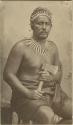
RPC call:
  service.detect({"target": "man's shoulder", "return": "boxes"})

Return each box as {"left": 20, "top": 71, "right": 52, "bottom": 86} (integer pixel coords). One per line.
{"left": 13, "top": 37, "right": 32, "bottom": 48}
{"left": 47, "top": 40, "right": 57, "bottom": 48}
{"left": 47, "top": 40, "right": 58, "bottom": 52}
{"left": 15, "top": 37, "right": 32, "bottom": 47}
{"left": 11, "top": 38, "right": 32, "bottom": 53}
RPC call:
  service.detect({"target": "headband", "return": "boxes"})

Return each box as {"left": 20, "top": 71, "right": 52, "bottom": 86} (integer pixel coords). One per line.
{"left": 30, "top": 7, "right": 52, "bottom": 22}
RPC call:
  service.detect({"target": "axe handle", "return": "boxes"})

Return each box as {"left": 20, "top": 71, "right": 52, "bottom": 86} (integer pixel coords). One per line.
{"left": 37, "top": 81, "right": 43, "bottom": 91}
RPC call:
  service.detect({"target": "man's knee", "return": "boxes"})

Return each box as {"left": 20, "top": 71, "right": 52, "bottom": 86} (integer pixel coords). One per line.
{"left": 52, "top": 91, "right": 72, "bottom": 119}
{"left": 32, "top": 106, "right": 55, "bottom": 124}
{"left": 62, "top": 97, "right": 72, "bottom": 119}
{"left": 56, "top": 96, "right": 72, "bottom": 119}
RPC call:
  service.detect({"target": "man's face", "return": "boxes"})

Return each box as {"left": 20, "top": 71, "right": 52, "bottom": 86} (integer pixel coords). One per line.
{"left": 31, "top": 15, "right": 52, "bottom": 39}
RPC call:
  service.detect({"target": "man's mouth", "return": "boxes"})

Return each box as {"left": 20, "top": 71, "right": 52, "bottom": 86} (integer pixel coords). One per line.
{"left": 40, "top": 32, "right": 48, "bottom": 35}
{"left": 41, "top": 31, "right": 47, "bottom": 34}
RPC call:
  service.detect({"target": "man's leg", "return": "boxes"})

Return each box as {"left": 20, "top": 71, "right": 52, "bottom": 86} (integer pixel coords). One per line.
{"left": 52, "top": 90, "right": 72, "bottom": 123}
{"left": 32, "top": 106, "right": 56, "bottom": 124}
{"left": 57, "top": 119, "right": 72, "bottom": 124}
{"left": 60, "top": 96, "right": 72, "bottom": 119}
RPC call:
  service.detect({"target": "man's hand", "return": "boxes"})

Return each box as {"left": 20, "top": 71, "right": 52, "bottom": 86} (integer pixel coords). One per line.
{"left": 39, "top": 70, "right": 54, "bottom": 82}
{"left": 26, "top": 89, "right": 44, "bottom": 100}
{"left": 39, "top": 70, "right": 60, "bottom": 85}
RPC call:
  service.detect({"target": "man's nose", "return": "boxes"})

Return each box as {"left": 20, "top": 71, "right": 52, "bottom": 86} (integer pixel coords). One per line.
{"left": 42, "top": 23, "right": 46, "bottom": 29}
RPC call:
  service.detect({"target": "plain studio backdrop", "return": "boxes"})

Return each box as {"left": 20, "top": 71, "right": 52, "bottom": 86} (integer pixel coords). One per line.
{"left": 0, "top": 1, "right": 72, "bottom": 105}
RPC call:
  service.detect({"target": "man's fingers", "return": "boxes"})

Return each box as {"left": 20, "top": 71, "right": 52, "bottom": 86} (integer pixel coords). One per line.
{"left": 39, "top": 71, "right": 49, "bottom": 74}
{"left": 35, "top": 90, "right": 43, "bottom": 96}
{"left": 39, "top": 76, "right": 52, "bottom": 82}
{"left": 35, "top": 90, "right": 42, "bottom": 95}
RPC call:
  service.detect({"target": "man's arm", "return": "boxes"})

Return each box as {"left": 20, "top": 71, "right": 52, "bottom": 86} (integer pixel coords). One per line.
{"left": 3, "top": 42, "right": 30, "bottom": 96}
{"left": 3, "top": 42, "right": 43, "bottom": 99}
{"left": 53, "top": 45, "right": 62, "bottom": 84}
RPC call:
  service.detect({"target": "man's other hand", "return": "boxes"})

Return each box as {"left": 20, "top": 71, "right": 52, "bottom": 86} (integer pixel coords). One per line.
{"left": 26, "top": 89, "right": 44, "bottom": 100}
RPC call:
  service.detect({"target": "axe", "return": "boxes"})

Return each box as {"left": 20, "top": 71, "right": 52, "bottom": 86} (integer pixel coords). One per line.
{"left": 37, "top": 64, "right": 58, "bottom": 91}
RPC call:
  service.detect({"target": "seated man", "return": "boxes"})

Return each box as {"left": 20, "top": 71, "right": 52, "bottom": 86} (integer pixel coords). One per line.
{"left": 3, "top": 7, "right": 72, "bottom": 124}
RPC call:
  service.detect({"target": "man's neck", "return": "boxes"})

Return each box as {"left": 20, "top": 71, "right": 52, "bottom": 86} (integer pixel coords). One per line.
{"left": 33, "top": 35, "right": 48, "bottom": 48}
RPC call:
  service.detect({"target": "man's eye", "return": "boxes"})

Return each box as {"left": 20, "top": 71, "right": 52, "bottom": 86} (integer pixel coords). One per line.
{"left": 46, "top": 22, "right": 50, "bottom": 25}
{"left": 37, "top": 22, "right": 43, "bottom": 25}
{"left": 36, "top": 22, "right": 51, "bottom": 25}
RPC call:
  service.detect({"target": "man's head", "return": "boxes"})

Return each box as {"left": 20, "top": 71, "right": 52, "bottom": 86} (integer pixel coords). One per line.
{"left": 30, "top": 7, "right": 52, "bottom": 40}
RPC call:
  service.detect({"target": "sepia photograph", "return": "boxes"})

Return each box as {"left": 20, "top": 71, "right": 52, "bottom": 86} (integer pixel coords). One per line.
{"left": 0, "top": 1, "right": 72, "bottom": 124}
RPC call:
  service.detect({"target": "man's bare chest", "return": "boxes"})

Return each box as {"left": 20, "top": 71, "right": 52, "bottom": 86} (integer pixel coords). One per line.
{"left": 22, "top": 44, "right": 54, "bottom": 69}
